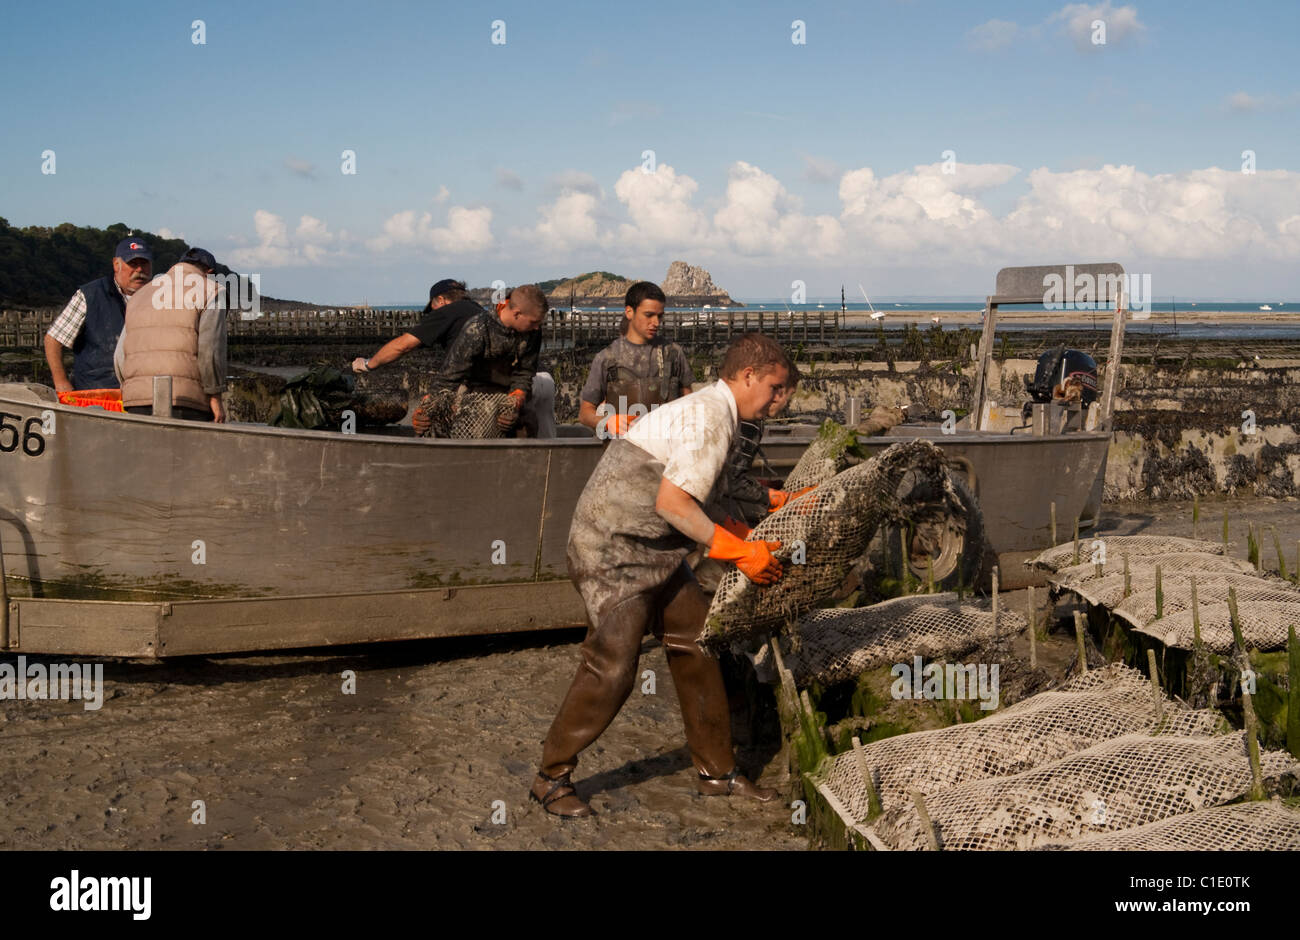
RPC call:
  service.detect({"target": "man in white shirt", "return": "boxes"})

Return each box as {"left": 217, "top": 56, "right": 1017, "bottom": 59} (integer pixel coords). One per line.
{"left": 531, "top": 333, "right": 795, "bottom": 818}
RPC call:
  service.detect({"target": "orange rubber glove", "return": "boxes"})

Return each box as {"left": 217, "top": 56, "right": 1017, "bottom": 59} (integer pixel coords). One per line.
{"left": 767, "top": 486, "right": 816, "bottom": 513}
{"left": 497, "top": 388, "right": 527, "bottom": 429}
{"left": 719, "top": 516, "right": 752, "bottom": 539}
{"left": 598, "top": 412, "right": 635, "bottom": 439}
{"left": 707, "top": 525, "right": 782, "bottom": 585}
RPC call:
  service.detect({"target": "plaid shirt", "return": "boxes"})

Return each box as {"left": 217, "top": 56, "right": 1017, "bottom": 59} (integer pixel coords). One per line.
{"left": 46, "top": 281, "right": 130, "bottom": 347}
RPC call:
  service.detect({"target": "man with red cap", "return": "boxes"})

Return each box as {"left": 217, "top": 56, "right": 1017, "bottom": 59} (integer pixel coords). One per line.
{"left": 45, "top": 236, "right": 153, "bottom": 392}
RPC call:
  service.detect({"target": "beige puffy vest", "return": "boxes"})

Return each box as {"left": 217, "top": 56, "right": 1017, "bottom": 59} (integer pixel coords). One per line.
{"left": 121, "top": 262, "right": 219, "bottom": 411}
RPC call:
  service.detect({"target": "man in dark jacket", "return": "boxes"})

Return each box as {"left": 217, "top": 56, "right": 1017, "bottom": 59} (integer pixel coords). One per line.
{"left": 351, "top": 278, "right": 481, "bottom": 374}
{"left": 45, "top": 236, "right": 153, "bottom": 392}
{"left": 418, "top": 284, "right": 550, "bottom": 437}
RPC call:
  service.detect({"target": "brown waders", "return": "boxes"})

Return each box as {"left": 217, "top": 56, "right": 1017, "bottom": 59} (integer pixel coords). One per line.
{"left": 532, "top": 562, "right": 776, "bottom": 817}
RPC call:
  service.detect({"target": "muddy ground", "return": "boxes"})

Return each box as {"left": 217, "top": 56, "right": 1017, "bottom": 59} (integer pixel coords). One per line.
{"left": 1, "top": 494, "right": 1296, "bottom": 851}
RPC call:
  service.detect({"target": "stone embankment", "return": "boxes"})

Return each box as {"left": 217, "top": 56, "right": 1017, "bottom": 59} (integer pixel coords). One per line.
{"left": 775, "top": 356, "right": 1300, "bottom": 501}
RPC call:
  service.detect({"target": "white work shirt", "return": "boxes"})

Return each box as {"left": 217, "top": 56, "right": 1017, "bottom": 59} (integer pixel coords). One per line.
{"left": 625, "top": 380, "right": 738, "bottom": 502}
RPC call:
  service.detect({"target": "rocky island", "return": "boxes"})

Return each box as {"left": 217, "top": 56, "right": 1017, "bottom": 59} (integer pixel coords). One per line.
{"left": 469, "top": 261, "right": 741, "bottom": 308}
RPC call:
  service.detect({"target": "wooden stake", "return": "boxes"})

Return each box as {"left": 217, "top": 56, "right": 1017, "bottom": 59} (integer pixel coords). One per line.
{"left": 1192, "top": 493, "right": 1200, "bottom": 539}
{"left": 1272, "top": 526, "right": 1288, "bottom": 581}
{"left": 899, "top": 528, "right": 911, "bottom": 592}
{"left": 769, "top": 637, "right": 796, "bottom": 712}
{"left": 1287, "top": 625, "right": 1299, "bottom": 761}
{"left": 1122, "top": 552, "right": 1131, "bottom": 599}
{"left": 1154, "top": 564, "right": 1163, "bottom": 620}
{"left": 910, "top": 790, "right": 941, "bottom": 851}
{"left": 1228, "top": 587, "right": 1264, "bottom": 801}
{"left": 852, "top": 736, "right": 882, "bottom": 820}
{"left": 1241, "top": 683, "right": 1266, "bottom": 802}
{"left": 800, "top": 688, "right": 816, "bottom": 723}
{"left": 1073, "top": 610, "right": 1088, "bottom": 674}
{"left": 1050, "top": 501, "right": 1057, "bottom": 548}
{"left": 1027, "top": 585, "right": 1038, "bottom": 669}
{"left": 1191, "top": 576, "right": 1202, "bottom": 646}
{"left": 991, "top": 565, "right": 1000, "bottom": 634}
{"left": 1146, "top": 648, "right": 1163, "bottom": 722}
{"left": 1072, "top": 517, "right": 1080, "bottom": 566}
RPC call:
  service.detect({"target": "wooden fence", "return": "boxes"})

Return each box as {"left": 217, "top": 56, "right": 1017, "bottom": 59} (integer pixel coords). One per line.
{"left": 2, "top": 306, "right": 843, "bottom": 350}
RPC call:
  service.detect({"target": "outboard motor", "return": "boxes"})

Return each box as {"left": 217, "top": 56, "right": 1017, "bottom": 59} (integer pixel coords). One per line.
{"left": 1022, "top": 347, "right": 1099, "bottom": 421}
{"left": 1024, "top": 347, "right": 1099, "bottom": 404}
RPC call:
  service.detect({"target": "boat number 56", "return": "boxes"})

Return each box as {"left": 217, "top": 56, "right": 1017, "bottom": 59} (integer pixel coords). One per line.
{"left": 0, "top": 412, "right": 47, "bottom": 457}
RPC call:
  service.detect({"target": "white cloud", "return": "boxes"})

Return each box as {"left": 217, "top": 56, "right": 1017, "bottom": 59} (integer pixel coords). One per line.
{"left": 832, "top": 160, "right": 1300, "bottom": 265}
{"left": 801, "top": 153, "right": 841, "bottom": 184}
{"left": 714, "top": 161, "right": 842, "bottom": 256}
{"left": 1227, "top": 91, "right": 1264, "bottom": 113}
{"left": 435, "top": 206, "right": 494, "bottom": 253}
{"left": 284, "top": 157, "right": 317, "bottom": 179}
{"left": 433, "top": 185, "right": 450, "bottom": 204}
{"left": 966, "top": 19, "right": 1019, "bottom": 52}
{"left": 613, "top": 163, "right": 711, "bottom": 251}
{"left": 227, "top": 211, "right": 346, "bottom": 269}
{"left": 369, "top": 206, "right": 494, "bottom": 255}
{"left": 155, "top": 227, "right": 181, "bottom": 240}
{"left": 1050, "top": 2, "right": 1145, "bottom": 51}
{"left": 532, "top": 191, "right": 603, "bottom": 254}
{"left": 546, "top": 170, "right": 602, "bottom": 198}
{"left": 839, "top": 161, "right": 1019, "bottom": 256}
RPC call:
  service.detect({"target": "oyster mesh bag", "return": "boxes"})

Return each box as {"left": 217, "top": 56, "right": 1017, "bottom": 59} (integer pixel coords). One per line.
{"left": 700, "top": 439, "right": 961, "bottom": 651}
{"left": 1048, "top": 553, "right": 1256, "bottom": 595}
{"left": 1110, "top": 573, "right": 1300, "bottom": 628}
{"left": 782, "top": 419, "right": 861, "bottom": 490}
{"left": 1028, "top": 536, "right": 1228, "bottom": 574}
{"left": 866, "top": 731, "right": 1299, "bottom": 851}
{"left": 811, "top": 665, "right": 1224, "bottom": 826}
{"left": 1054, "top": 568, "right": 1298, "bottom": 617}
{"left": 1043, "top": 801, "right": 1300, "bottom": 851}
{"left": 417, "top": 388, "right": 511, "bottom": 439}
{"left": 769, "top": 593, "right": 1025, "bottom": 687}
{"left": 1132, "top": 600, "right": 1300, "bottom": 654}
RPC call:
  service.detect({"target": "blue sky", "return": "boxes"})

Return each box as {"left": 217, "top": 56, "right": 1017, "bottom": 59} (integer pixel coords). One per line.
{"left": 3, "top": 0, "right": 1299, "bottom": 302}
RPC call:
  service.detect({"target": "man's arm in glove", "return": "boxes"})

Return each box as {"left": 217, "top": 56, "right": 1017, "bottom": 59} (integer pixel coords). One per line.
{"left": 655, "top": 478, "right": 782, "bottom": 584}
{"left": 767, "top": 485, "right": 816, "bottom": 513}
{"left": 497, "top": 388, "right": 527, "bottom": 429}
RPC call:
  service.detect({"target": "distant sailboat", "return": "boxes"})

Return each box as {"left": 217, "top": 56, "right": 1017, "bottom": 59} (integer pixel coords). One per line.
{"left": 1260, "top": 305, "right": 1273, "bottom": 311}
{"left": 858, "top": 283, "right": 885, "bottom": 320}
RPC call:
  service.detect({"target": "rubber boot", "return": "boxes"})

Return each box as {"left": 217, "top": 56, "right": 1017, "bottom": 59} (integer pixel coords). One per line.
{"left": 658, "top": 564, "right": 778, "bottom": 803}
{"left": 533, "top": 594, "right": 651, "bottom": 816}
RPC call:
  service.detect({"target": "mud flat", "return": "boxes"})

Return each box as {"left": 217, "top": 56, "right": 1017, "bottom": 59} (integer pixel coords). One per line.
{"left": 1, "top": 493, "right": 1291, "bottom": 852}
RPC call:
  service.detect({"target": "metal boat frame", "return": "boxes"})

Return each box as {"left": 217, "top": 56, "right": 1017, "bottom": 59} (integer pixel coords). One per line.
{"left": 0, "top": 263, "right": 1127, "bottom": 657}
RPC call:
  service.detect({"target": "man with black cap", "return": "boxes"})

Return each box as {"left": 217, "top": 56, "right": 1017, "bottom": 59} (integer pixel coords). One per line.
{"left": 350, "top": 278, "right": 481, "bottom": 376}
{"left": 115, "top": 247, "right": 228, "bottom": 422}
{"left": 45, "top": 235, "right": 154, "bottom": 392}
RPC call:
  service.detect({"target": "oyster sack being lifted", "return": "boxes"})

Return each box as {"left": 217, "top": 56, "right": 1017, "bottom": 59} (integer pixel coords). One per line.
{"left": 699, "top": 438, "right": 962, "bottom": 651}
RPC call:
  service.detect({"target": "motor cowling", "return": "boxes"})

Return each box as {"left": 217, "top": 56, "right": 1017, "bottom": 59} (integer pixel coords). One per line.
{"left": 1024, "top": 347, "right": 1099, "bottom": 407}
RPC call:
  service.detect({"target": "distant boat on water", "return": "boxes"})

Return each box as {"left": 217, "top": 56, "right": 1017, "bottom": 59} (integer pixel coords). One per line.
{"left": 1260, "top": 305, "right": 1274, "bottom": 311}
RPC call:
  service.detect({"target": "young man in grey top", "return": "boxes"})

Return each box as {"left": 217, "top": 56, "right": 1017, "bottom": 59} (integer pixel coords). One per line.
{"left": 578, "top": 281, "right": 693, "bottom": 439}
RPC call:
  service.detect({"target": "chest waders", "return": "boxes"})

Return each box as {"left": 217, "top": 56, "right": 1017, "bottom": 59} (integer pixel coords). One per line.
{"left": 532, "top": 439, "right": 777, "bottom": 815}
{"left": 603, "top": 345, "right": 675, "bottom": 415}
